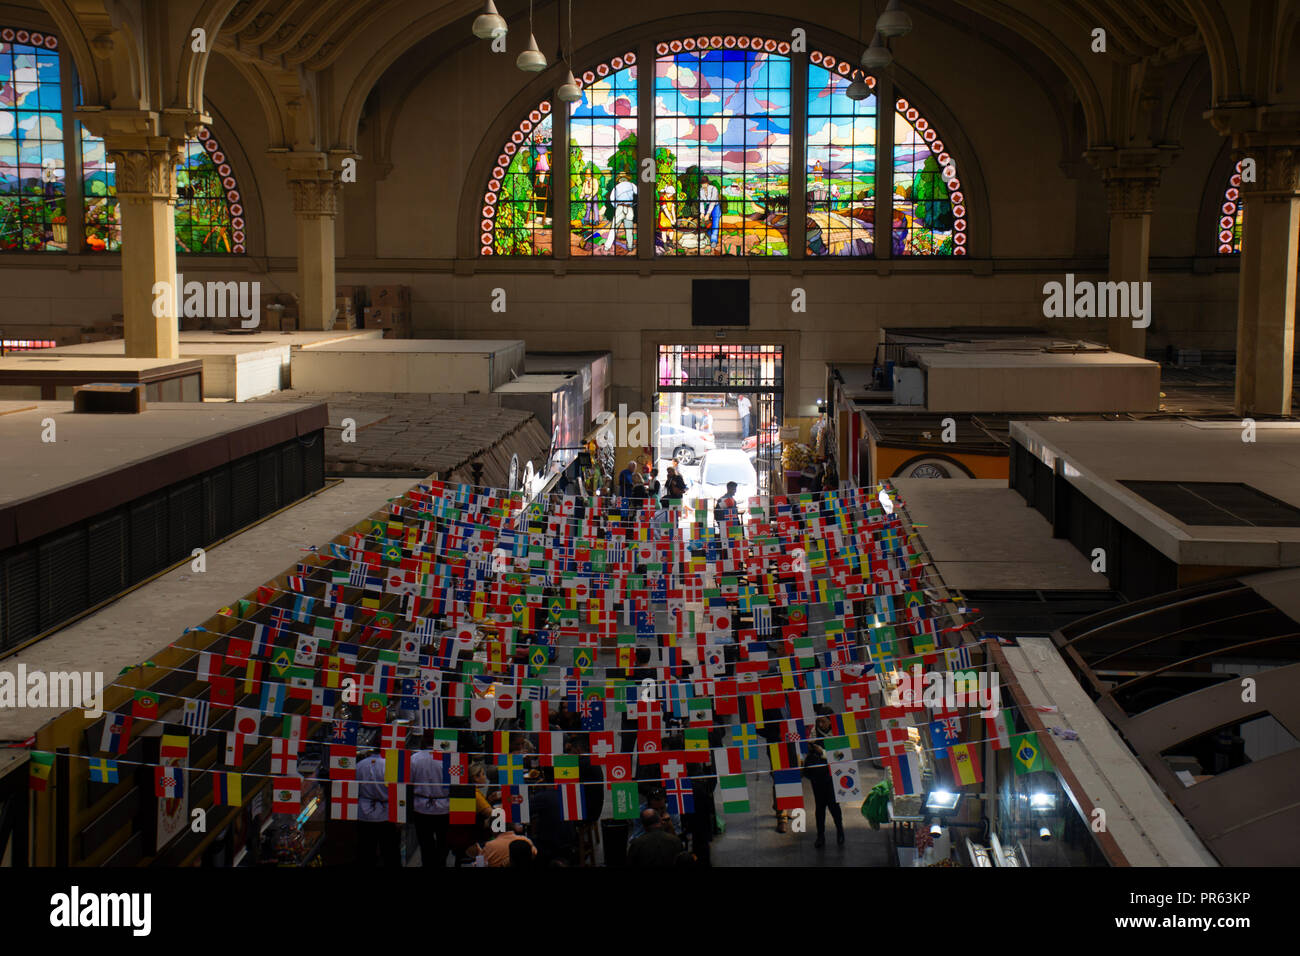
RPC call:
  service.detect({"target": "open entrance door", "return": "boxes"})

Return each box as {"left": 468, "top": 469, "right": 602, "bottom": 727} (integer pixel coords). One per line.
{"left": 655, "top": 344, "right": 783, "bottom": 503}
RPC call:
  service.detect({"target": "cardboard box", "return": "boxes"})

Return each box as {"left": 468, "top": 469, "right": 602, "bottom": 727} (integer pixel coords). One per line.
{"left": 369, "top": 285, "right": 410, "bottom": 307}
{"left": 363, "top": 306, "right": 408, "bottom": 328}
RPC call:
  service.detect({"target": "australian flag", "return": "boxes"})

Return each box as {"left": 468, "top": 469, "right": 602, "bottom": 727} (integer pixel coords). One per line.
{"left": 930, "top": 716, "right": 962, "bottom": 758}
{"left": 580, "top": 696, "right": 605, "bottom": 732}
{"left": 330, "top": 719, "right": 359, "bottom": 745}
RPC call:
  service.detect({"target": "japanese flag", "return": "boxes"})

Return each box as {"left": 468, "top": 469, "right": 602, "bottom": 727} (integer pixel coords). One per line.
{"left": 471, "top": 699, "right": 495, "bottom": 730}
{"left": 234, "top": 707, "right": 260, "bottom": 739}
{"left": 496, "top": 686, "right": 517, "bottom": 717}
{"left": 455, "top": 626, "right": 476, "bottom": 650}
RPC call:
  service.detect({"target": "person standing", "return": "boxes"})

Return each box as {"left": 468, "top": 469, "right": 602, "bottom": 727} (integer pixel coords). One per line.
{"left": 604, "top": 172, "right": 637, "bottom": 252}
{"left": 803, "top": 737, "right": 845, "bottom": 847}
{"left": 410, "top": 737, "right": 450, "bottom": 866}
{"left": 736, "top": 394, "right": 752, "bottom": 438}
{"left": 579, "top": 170, "right": 600, "bottom": 225}
{"left": 698, "top": 178, "right": 721, "bottom": 249}
{"left": 356, "top": 748, "right": 400, "bottom": 866}
{"left": 627, "top": 809, "right": 684, "bottom": 867}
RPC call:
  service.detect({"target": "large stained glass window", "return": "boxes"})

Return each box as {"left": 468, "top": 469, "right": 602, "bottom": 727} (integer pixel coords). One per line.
{"left": 806, "top": 51, "right": 875, "bottom": 256}
{"left": 893, "top": 95, "right": 965, "bottom": 255}
{"left": 654, "top": 36, "right": 791, "bottom": 256}
{"left": 481, "top": 100, "right": 553, "bottom": 256}
{"left": 568, "top": 52, "right": 637, "bottom": 256}
{"left": 480, "top": 35, "right": 970, "bottom": 259}
{"left": 82, "top": 126, "right": 245, "bottom": 253}
{"left": 0, "top": 27, "right": 65, "bottom": 252}
{"left": 1217, "top": 160, "right": 1243, "bottom": 255}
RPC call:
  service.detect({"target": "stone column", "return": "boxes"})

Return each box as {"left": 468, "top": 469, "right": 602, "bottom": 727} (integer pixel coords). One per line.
{"left": 105, "top": 138, "right": 186, "bottom": 359}
{"left": 1100, "top": 167, "right": 1160, "bottom": 358}
{"left": 287, "top": 170, "right": 342, "bottom": 331}
{"left": 1233, "top": 144, "right": 1300, "bottom": 417}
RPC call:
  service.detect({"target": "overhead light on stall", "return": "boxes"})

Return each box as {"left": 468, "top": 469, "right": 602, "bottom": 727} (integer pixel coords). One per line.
{"left": 472, "top": 0, "right": 508, "bottom": 39}
{"left": 876, "top": 0, "right": 913, "bottom": 38}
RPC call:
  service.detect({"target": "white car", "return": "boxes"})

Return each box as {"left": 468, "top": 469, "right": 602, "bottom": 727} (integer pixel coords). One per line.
{"left": 692, "top": 449, "right": 758, "bottom": 515}
{"left": 657, "top": 422, "right": 716, "bottom": 466}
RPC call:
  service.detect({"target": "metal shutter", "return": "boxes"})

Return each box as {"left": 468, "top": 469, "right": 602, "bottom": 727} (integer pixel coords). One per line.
{"left": 2, "top": 549, "right": 39, "bottom": 649}
{"left": 129, "top": 494, "right": 169, "bottom": 581}
{"left": 210, "top": 467, "right": 233, "bottom": 538}
{"left": 281, "top": 444, "right": 303, "bottom": 503}
{"left": 231, "top": 458, "right": 258, "bottom": 528}
{"left": 257, "top": 449, "right": 280, "bottom": 516}
{"left": 302, "top": 434, "right": 324, "bottom": 491}
{"left": 87, "top": 514, "right": 128, "bottom": 605}
{"left": 39, "top": 529, "right": 89, "bottom": 632}
{"left": 167, "top": 481, "right": 204, "bottom": 564}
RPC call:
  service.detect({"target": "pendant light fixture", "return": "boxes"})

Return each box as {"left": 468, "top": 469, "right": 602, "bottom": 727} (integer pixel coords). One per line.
{"left": 516, "top": 0, "right": 547, "bottom": 71}
{"left": 845, "top": 1, "right": 872, "bottom": 98}
{"left": 861, "top": 31, "right": 892, "bottom": 70}
{"left": 472, "top": 0, "right": 507, "bottom": 40}
{"left": 876, "top": 0, "right": 913, "bottom": 38}
{"left": 555, "top": 0, "right": 581, "bottom": 102}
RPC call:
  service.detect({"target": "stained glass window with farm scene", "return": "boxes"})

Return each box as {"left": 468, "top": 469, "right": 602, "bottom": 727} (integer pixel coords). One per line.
{"left": 892, "top": 95, "right": 966, "bottom": 255}
{"left": 568, "top": 52, "right": 637, "bottom": 255}
{"left": 0, "top": 28, "right": 65, "bottom": 252}
{"left": 480, "top": 102, "right": 553, "bottom": 256}
{"left": 806, "top": 52, "right": 875, "bottom": 256}
{"left": 653, "top": 36, "right": 792, "bottom": 256}
{"left": 83, "top": 126, "right": 245, "bottom": 253}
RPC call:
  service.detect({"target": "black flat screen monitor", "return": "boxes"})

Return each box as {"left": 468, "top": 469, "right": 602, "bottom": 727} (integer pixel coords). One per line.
{"left": 692, "top": 279, "right": 749, "bottom": 327}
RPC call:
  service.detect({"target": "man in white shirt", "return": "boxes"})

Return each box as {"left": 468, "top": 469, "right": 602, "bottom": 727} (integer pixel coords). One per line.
{"left": 356, "top": 749, "right": 400, "bottom": 866}
{"left": 410, "top": 738, "right": 451, "bottom": 866}
{"left": 736, "top": 394, "right": 752, "bottom": 437}
{"left": 698, "top": 178, "right": 721, "bottom": 248}
{"left": 603, "top": 172, "right": 637, "bottom": 251}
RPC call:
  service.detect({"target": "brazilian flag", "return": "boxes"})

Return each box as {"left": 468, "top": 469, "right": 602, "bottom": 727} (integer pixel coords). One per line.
{"left": 573, "top": 646, "right": 594, "bottom": 674}
{"left": 529, "top": 645, "right": 549, "bottom": 676}
{"left": 1012, "top": 732, "right": 1046, "bottom": 774}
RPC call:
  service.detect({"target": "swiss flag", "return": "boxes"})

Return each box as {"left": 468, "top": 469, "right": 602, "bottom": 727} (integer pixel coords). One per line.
{"left": 589, "top": 731, "right": 616, "bottom": 763}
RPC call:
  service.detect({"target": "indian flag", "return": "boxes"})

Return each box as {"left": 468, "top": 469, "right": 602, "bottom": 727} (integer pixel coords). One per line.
{"left": 720, "top": 774, "right": 750, "bottom": 814}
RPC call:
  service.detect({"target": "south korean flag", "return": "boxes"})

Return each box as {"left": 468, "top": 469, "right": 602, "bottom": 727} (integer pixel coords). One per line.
{"left": 703, "top": 645, "right": 726, "bottom": 677}
{"left": 831, "top": 760, "right": 863, "bottom": 802}
{"left": 398, "top": 632, "right": 421, "bottom": 663}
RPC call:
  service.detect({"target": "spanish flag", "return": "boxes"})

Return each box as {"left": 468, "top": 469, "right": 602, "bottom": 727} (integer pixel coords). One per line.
{"left": 949, "top": 743, "right": 982, "bottom": 785}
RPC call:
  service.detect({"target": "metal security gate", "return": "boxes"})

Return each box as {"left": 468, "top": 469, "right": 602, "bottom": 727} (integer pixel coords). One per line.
{"left": 655, "top": 344, "right": 783, "bottom": 496}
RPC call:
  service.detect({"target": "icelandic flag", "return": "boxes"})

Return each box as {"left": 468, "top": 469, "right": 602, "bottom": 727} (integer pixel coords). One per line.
{"left": 663, "top": 775, "right": 694, "bottom": 816}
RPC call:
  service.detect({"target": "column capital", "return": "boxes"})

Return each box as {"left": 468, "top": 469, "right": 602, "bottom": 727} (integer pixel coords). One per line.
{"left": 1098, "top": 167, "right": 1162, "bottom": 217}
{"left": 105, "top": 138, "right": 187, "bottom": 203}
{"left": 1233, "top": 142, "right": 1300, "bottom": 201}
{"left": 286, "top": 169, "right": 343, "bottom": 219}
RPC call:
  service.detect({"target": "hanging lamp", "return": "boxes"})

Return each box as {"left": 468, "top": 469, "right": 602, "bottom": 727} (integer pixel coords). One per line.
{"left": 861, "top": 31, "right": 892, "bottom": 70}
{"left": 516, "top": 1, "right": 547, "bottom": 71}
{"left": 876, "top": 0, "right": 913, "bottom": 38}
{"left": 472, "top": 0, "right": 507, "bottom": 39}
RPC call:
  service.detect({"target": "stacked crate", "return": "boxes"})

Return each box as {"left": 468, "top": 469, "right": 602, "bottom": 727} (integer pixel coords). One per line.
{"left": 363, "top": 285, "right": 411, "bottom": 339}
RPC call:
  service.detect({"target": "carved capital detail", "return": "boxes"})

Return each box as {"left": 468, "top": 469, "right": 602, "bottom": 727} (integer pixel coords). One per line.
{"left": 1101, "top": 169, "right": 1161, "bottom": 217}
{"left": 1234, "top": 144, "right": 1300, "bottom": 201}
{"left": 289, "top": 172, "right": 342, "bottom": 218}
{"left": 105, "top": 141, "right": 185, "bottom": 202}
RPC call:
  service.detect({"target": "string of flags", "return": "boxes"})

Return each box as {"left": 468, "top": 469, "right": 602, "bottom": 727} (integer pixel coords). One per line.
{"left": 29, "top": 480, "right": 1054, "bottom": 825}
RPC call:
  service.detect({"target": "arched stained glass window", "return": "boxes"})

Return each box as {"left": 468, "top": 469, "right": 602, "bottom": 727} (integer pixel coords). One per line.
{"left": 893, "top": 95, "right": 964, "bottom": 255}
{"left": 82, "top": 127, "right": 245, "bottom": 253}
{"left": 655, "top": 36, "right": 791, "bottom": 256}
{"left": 480, "top": 34, "right": 969, "bottom": 259}
{"left": 0, "top": 27, "right": 65, "bottom": 252}
{"left": 1218, "top": 160, "right": 1243, "bottom": 255}
{"left": 481, "top": 101, "right": 553, "bottom": 256}
{"left": 806, "top": 51, "right": 875, "bottom": 256}
{"left": 568, "top": 51, "right": 637, "bottom": 255}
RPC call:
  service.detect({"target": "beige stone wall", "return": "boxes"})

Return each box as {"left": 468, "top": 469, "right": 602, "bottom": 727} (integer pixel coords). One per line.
{"left": 0, "top": 0, "right": 1248, "bottom": 403}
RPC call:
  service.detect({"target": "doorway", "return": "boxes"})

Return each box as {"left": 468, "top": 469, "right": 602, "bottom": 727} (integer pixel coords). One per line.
{"left": 654, "top": 343, "right": 784, "bottom": 500}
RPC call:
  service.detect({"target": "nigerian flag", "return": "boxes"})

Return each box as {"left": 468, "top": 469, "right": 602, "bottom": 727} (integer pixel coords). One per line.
{"left": 720, "top": 774, "right": 751, "bottom": 814}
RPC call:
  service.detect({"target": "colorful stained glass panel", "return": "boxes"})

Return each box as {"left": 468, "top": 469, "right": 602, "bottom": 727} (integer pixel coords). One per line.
{"left": 806, "top": 54, "right": 875, "bottom": 256}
